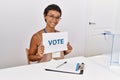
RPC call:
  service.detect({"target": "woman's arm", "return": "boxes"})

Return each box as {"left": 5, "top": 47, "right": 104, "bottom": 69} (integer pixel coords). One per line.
{"left": 28, "top": 34, "right": 43, "bottom": 61}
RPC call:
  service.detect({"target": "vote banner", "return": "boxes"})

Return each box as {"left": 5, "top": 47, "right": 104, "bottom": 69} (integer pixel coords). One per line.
{"left": 42, "top": 32, "right": 68, "bottom": 53}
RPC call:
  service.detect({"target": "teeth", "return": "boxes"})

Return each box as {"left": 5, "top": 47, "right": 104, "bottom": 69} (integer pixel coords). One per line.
{"left": 51, "top": 23, "right": 55, "bottom": 25}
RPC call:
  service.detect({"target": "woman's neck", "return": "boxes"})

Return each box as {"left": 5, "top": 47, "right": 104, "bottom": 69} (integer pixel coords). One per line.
{"left": 45, "top": 26, "right": 55, "bottom": 33}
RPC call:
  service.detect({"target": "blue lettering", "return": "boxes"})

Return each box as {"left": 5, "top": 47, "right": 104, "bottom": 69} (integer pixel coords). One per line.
{"left": 53, "top": 40, "right": 57, "bottom": 45}
{"left": 61, "top": 39, "right": 64, "bottom": 44}
{"left": 48, "top": 39, "right": 64, "bottom": 45}
{"left": 48, "top": 40, "right": 52, "bottom": 45}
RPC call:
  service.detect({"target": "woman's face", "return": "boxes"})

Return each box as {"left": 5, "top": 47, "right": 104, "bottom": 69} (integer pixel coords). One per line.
{"left": 45, "top": 10, "right": 61, "bottom": 28}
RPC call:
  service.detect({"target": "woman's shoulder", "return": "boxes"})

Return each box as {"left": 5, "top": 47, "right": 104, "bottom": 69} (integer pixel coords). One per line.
{"left": 34, "top": 29, "right": 44, "bottom": 35}
{"left": 31, "top": 29, "right": 44, "bottom": 44}
{"left": 32, "top": 29, "right": 44, "bottom": 39}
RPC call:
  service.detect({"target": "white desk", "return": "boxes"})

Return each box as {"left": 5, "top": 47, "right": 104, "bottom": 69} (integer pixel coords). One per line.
{"left": 87, "top": 54, "right": 120, "bottom": 76}
{"left": 0, "top": 56, "right": 120, "bottom": 80}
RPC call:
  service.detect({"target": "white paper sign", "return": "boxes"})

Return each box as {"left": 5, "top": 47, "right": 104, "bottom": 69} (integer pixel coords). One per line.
{"left": 43, "top": 32, "right": 68, "bottom": 54}
{"left": 52, "top": 51, "right": 61, "bottom": 58}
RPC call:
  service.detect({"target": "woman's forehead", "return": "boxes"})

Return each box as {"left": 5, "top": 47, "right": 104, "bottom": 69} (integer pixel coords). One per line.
{"left": 47, "top": 10, "right": 60, "bottom": 16}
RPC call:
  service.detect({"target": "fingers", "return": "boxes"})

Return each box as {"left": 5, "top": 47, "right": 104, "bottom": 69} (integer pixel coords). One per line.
{"left": 67, "top": 42, "right": 69, "bottom": 46}
{"left": 37, "top": 43, "right": 44, "bottom": 57}
{"left": 67, "top": 42, "right": 72, "bottom": 50}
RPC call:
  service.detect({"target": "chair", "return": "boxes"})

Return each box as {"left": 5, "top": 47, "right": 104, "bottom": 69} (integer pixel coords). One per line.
{"left": 26, "top": 48, "right": 30, "bottom": 64}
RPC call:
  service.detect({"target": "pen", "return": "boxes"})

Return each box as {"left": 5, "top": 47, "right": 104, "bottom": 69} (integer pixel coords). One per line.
{"left": 56, "top": 61, "right": 67, "bottom": 68}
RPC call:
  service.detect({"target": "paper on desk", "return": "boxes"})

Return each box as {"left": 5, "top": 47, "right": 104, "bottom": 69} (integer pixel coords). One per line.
{"left": 45, "top": 60, "right": 80, "bottom": 73}
{"left": 43, "top": 32, "right": 68, "bottom": 53}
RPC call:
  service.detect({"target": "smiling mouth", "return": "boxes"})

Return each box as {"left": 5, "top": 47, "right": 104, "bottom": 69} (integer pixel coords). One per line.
{"left": 51, "top": 22, "right": 57, "bottom": 26}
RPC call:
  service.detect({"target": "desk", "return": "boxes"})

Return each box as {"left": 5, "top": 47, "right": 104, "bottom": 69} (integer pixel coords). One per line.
{"left": 0, "top": 56, "right": 120, "bottom": 80}
{"left": 87, "top": 54, "right": 120, "bottom": 76}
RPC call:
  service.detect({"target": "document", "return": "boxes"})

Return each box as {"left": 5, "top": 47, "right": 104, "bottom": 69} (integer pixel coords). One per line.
{"left": 45, "top": 60, "right": 80, "bottom": 74}
{"left": 43, "top": 32, "right": 68, "bottom": 53}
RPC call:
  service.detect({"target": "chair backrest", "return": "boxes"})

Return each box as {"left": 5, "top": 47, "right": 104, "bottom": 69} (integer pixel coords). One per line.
{"left": 26, "top": 48, "right": 30, "bottom": 64}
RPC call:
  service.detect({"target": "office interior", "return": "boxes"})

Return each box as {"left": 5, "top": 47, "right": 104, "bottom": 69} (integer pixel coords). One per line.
{"left": 0, "top": 0, "right": 120, "bottom": 69}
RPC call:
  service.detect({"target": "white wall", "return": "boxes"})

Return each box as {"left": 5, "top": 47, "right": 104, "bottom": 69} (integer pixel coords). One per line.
{"left": 115, "top": 0, "right": 120, "bottom": 32}
{"left": 84, "top": 0, "right": 118, "bottom": 57}
{"left": 0, "top": 0, "right": 87, "bottom": 69}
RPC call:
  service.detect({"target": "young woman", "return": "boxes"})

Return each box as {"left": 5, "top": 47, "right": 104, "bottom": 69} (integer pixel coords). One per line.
{"left": 28, "top": 4, "right": 72, "bottom": 63}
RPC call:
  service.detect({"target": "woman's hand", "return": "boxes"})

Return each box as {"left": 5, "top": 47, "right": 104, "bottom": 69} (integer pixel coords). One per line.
{"left": 67, "top": 42, "right": 72, "bottom": 51}
{"left": 64, "top": 42, "right": 72, "bottom": 55}
{"left": 37, "top": 44, "right": 44, "bottom": 58}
